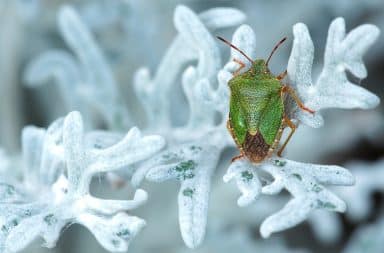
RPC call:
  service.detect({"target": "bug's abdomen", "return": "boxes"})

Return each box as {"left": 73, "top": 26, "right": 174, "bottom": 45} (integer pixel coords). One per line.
{"left": 242, "top": 131, "right": 270, "bottom": 163}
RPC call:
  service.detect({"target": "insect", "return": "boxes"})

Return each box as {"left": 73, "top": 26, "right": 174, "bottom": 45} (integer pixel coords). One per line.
{"left": 217, "top": 36, "right": 315, "bottom": 163}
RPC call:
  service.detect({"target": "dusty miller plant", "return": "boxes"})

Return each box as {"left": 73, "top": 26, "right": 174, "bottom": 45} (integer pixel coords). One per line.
{"left": 319, "top": 158, "right": 384, "bottom": 250}
{"left": 0, "top": 111, "right": 165, "bottom": 252}
{"left": 24, "top": 6, "right": 130, "bottom": 130}
{"left": 133, "top": 5, "right": 379, "bottom": 247}
{"left": 223, "top": 17, "right": 379, "bottom": 238}
{"left": 339, "top": 159, "right": 384, "bottom": 221}
{"left": 0, "top": 3, "right": 380, "bottom": 253}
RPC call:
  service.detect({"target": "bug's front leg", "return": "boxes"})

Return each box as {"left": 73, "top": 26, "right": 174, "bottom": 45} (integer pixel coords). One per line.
{"left": 277, "top": 70, "right": 287, "bottom": 80}
{"left": 281, "top": 85, "right": 315, "bottom": 114}
{"left": 277, "top": 116, "right": 296, "bottom": 157}
{"left": 231, "top": 154, "right": 245, "bottom": 162}
{"left": 233, "top": 58, "right": 246, "bottom": 76}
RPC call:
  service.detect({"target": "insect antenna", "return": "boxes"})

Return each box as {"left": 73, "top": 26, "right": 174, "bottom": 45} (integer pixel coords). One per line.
{"left": 216, "top": 36, "right": 253, "bottom": 64}
{"left": 266, "top": 37, "right": 287, "bottom": 66}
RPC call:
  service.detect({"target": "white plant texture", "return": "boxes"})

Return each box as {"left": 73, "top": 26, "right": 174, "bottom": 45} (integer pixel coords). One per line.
{"left": 338, "top": 159, "right": 384, "bottom": 221}
{"left": 0, "top": 111, "right": 165, "bottom": 252}
{"left": 24, "top": 6, "right": 130, "bottom": 130}
{"left": 0, "top": 1, "right": 382, "bottom": 253}
{"left": 223, "top": 18, "right": 379, "bottom": 238}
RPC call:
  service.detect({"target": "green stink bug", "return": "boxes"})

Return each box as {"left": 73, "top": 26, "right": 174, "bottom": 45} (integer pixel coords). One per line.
{"left": 217, "top": 36, "right": 315, "bottom": 163}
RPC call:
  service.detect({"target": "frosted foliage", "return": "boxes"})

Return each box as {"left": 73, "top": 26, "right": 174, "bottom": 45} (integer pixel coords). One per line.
{"left": 307, "top": 210, "right": 343, "bottom": 243}
{"left": 132, "top": 5, "right": 244, "bottom": 248}
{"left": 2, "top": 3, "right": 381, "bottom": 253}
{"left": 0, "top": 111, "right": 165, "bottom": 252}
{"left": 338, "top": 159, "right": 384, "bottom": 221}
{"left": 222, "top": 19, "right": 378, "bottom": 238}
{"left": 287, "top": 18, "right": 380, "bottom": 128}
{"left": 343, "top": 218, "right": 384, "bottom": 253}
{"left": 310, "top": 159, "right": 384, "bottom": 245}
{"left": 225, "top": 158, "right": 353, "bottom": 238}
{"left": 133, "top": 5, "right": 245, "bottom": 132}
{"left": 24, "top": 6, "right": 130, "bottom": 130}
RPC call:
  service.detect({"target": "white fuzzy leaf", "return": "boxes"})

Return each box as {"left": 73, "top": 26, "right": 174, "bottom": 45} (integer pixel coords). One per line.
{"left": 0, "top": 111, "right": 161, "bottom": 252}
{"left": 24, "top": 6, "right": 130, "bottom": 129}
{"left": 288, "top": 18, "right": 380, "bottom": 128}
{"left": 224, "top": 157, "right": 354, "bottom": 238}
{"left": 223, "top": 159, "right": 261, "bottom": 207}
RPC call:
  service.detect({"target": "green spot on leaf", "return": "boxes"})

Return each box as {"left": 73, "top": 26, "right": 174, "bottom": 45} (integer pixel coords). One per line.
{"left": 2, "top": 219, "right": 19, "bottom": 233}
{"left": 44, "top": 214, "right": 58, "bottom": 225}
{"left": 111, "top": 239, "right": 120, "bottom": 247}
{"left": 0, "top": 183, "right": 15, "bottom": 196}
{"left": 190, "top": 145, "right": 202, "bottom": 152}
{"left": 116, "top": 229, "right": 130, "bottom": 238}
{"left": 183, "top": 188, "right": 194, "bottom": 198}
{"left": 1, "top": 225, "right": 7, "bottom": 233}
{"left": 175, "top": 160, "right": 196, "bottom": 180}
{"left": 175, "top": 160, "right": 196, "bottom": 172}
{"left": 241, "top": 171, "right": 254, "bottom": 182}
{"left": 317, "top": 200, "right": 336, "bottom": 209}
{"left": 312, "top": 184, "right": 323, "bottom": 192}
{"left": 11, "top": 219, "right": 18, "bottom": 227}
{"left": 273, "top": 159, "right": 286, "bottom": 167}
{"left": 94, "top": 143, "right": 103, "bottom": 149}
{"left": 292, "top": 173, "right": 302, "bottom": 181}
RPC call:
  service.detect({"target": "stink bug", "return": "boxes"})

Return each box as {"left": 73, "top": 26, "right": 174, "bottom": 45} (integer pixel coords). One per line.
{"left": 217, "top": 36, "right": 315, "bottom": 163}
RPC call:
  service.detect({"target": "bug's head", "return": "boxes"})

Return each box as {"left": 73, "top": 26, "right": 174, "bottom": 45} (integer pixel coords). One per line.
{"left": 252, "top": 59, "right": 269, "bottom": 75}
{"left": 252, "top": 37, "right": 287, "bottom": 76}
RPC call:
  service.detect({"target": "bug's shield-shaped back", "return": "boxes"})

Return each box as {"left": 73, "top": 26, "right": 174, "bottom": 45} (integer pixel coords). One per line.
{"left": 229, "top": 77, "right": 283, "bottom": 146}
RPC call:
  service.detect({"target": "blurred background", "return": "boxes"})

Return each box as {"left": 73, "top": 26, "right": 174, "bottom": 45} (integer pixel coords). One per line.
{"left": 0, "top": 0, "right": 383, "bottom": 253}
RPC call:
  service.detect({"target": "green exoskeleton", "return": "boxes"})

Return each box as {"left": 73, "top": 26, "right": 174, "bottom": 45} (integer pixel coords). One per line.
{"left": 217, "top": 36, "right": 315, "bottom": 163}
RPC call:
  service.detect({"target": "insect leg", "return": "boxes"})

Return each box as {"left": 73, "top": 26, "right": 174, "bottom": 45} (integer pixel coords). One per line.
{"left": 277, "top": 116, "right": 296, "bottom": 157}
{"left": 277, "top": 70, "right": 287, "bottom": 80}
{"left": 233, "top": 58, "right": 246, "bottom": 76}
{"left": 231, "top": 154, "right": 245, "bottom": 162}
{"left": 281, "top": 85, "right": 315, "bottom": 114}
